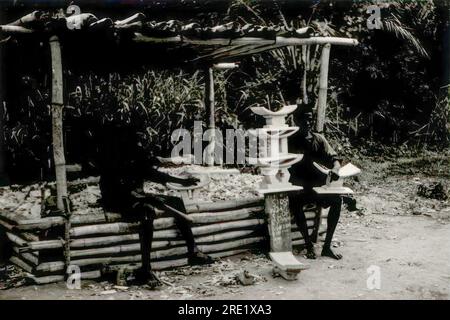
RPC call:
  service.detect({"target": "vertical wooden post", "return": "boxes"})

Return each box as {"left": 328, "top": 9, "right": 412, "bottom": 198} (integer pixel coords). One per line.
{"left": 49, "top": 35, "right": 68, "bottom": 211}
{"left": 204, "top": 67, "right": 215, "bottom": 166}
{"left": 63, "top": 197, "right": 71, "bottom": 268}
{"left": 0, "top": 38, "right": 7, "bottom": 186}
{"left": 0, "top": 8, "right": 8, "bottom": 185}
{"left": 264, "top": 193, "right": 292, "bottom": 252}
{"left": 316, "top": 43, "right": 331, "bottom": 133}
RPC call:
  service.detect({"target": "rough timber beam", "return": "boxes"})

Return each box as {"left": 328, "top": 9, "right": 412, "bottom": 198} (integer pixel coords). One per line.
{"left": 133, "top": 34, "right": 359, "bottom": 47}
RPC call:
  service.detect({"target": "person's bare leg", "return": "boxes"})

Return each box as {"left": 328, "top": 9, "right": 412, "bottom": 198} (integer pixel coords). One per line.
{"left": 163, "top": 196, "right": 214, "bottom": 265}
{"left": 136, "top": 205, "right": 161, "bottom": 288}
{"left": 290, "top": 195, "right": 316, "bottom": 259}
{"left": 321, "top": 196, "right": 343, "bottom": 260}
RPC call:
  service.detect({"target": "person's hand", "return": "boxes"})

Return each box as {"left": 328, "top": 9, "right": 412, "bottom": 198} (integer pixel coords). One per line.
{"left": 143, "top": 203, "right": 156, "bottom": 213}
{"left": 180, "top": 177, "right": 200, "bottom": 186}
{"left": 330, "top": 168, "right": 340, "bottom": 181}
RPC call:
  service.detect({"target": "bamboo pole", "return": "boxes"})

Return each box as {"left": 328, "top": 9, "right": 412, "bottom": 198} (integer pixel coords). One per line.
{"left": 10, "top": 256, "right": 33, "bottom": 273}
{"left": 15, "top": 226, "right": 317, "bottom": 274}
{"left": 39, "top": 237, "right": 265, "bottom": 272}
{"left": 49, "top": 35, "right": 68, "bottom": 211}
{"left": 188, "top": 206, "right": 263, "bottom": 223}
{"left": 196, "top": 229, "right": 258, "bottom": 244}
{"left": 187, "top": 197, "right": 263, "bottom": 212}
{"left": 316, "top": 43, "right": 331, "bottom": 133}
{"left": 29, "top": 270, "right": 101, "bottom": 285}
{"left": 204, "top": 66, "right": 215, "bottom": 166}
{"left": 69, "top": 230, "right": 262, "bottom": 258}
{"left": 0, "top": 28, "right": 6, "bottom": 186}
{"left": 199, "top": 237, "right": 263, "bottom": 253}
{"left": 15, "top": 251, "right": 39, "bottom": 266}
{"left": 20, "top": 232, "right": 39, "bottom": 242}
{"left": 0, "top": 211, "right": 23, "bottom": 225}
{"left": 27, "top": 229, "right": 261, "bottom": 252}
{"left": 212, "top": 63, "right": 238, "bottom": 70}
{"left": 8, "top": 200, "right": 264, "bottom": 231}
{"left": 70, "top": 243, "right": 141, "bottom": 259}
{"left": 133, "top": 34, "right": 358, "bottom": 47}
{"left": 13, "top": 216, "right": 66, "bottom": 230}
{"left": 70, "top": 222, "right": 141, "bottom": 237}
{"left": 20, "top": 212, "right": 316, "bottom": 252}
{"left": 155, "top": 219, "right": 265, "bottom": 239}
{"left": 30, "top": 275, "right": 66, "bottom": 285}
{"left": 150, "top": 237, "right": 263, "bottom": 259}
{"left": 70, "top": 218, "right": 265, "bottom": 238}
{"left": 19, "top": 239, "right": 65, "bottom": 252}
{"left": 15, "top": 209, "right": 318, "bottom": 252}
{"left": 150, "top": 206, "right": 263, "bottom": 230}
{"left": 292, "top": 229, "right": 326, "bottom": 246}
{"left": 0, "top": 218, "right": 14, "bottom": 231}
{"left": 71, "top": 234, "right": 139, "bottom": 249}
{"left": 63, "top": 197, "right": 72, "bottom": 269}
{"left": 13, "top": 213, "right": 121, "bottom": 230}
{"left": 6, "top": 232, "right": 26, "bottom": 246}
{"left": 35, "top": 261, "right": 65, "bottom": 273}
{"left": 77, "top": 229, "right": 258, "bottom": 251}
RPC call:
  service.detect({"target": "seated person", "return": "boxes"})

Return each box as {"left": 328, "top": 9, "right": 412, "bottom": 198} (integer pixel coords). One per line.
{"left": 288, "top": 107, "right": 343, "bottom": 260}
{"left": 97, "top": 122, "right": 213, "bottom": 287}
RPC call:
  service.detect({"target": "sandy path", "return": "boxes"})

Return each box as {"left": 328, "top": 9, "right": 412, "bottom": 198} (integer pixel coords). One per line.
{"left": 1, "top": 213, "right": 448, "bottom": 300}
{"left": 214, "top": 214, "right": 450, "bottom": 300}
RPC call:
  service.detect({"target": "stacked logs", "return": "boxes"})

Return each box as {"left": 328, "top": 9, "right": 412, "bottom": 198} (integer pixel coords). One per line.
{"left": 0, "top": 197, "right": 326, "bottom": 284}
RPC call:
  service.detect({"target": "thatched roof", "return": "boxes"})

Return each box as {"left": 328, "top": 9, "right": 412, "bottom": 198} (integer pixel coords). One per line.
{"left": 0, "top": 10, "right": 358, "bottom": 64}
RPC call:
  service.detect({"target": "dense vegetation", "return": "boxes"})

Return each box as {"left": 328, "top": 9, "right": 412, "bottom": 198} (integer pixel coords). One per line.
{"left": 0, "top": 0, "right": 448, "bottom": 183}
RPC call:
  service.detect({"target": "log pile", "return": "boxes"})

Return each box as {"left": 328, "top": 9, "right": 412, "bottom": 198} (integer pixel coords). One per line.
{"left": 0, "top": 197, "right": 326, "bottom": 284}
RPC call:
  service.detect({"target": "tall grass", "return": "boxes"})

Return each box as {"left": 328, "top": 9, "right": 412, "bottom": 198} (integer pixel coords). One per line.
{"left": 68, "top": 69, "right": 236, "bottom": 156}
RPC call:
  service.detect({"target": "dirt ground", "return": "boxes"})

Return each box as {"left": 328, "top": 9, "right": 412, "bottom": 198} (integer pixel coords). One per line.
{"left": 1, "top": 155, "right": 450, "bottom": 300}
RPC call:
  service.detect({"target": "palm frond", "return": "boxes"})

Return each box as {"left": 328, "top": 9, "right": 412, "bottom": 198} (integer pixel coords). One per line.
{"left": 381, "top": 15, "right": 429, "bottom": 58}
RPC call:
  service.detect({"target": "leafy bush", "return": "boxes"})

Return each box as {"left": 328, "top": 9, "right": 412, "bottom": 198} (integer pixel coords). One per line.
{"left": 226, "top": 0, "right": 449, "bottom": 150}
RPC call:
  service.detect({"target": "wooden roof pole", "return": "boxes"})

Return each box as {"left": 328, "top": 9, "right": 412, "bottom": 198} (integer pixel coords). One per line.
{"left": 204, "top": 63, "right": 238, "bottom": 166}
{"left": 49, "top": 35, "right": 68, "bottom": 211}
{"left": 316, "top": 43, "right": 331, "bottom": 133}
{"left": 133, "top": 35, "right": 358, "bottom": 47}
{"left": 204, "top": 66, "right": 215, "bottom": 166}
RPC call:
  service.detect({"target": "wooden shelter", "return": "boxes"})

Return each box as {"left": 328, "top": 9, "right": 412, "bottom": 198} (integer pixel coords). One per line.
{"left": 0, "top": 9, "right": 358, "bottom": 283}
{"left": 1, "top": 10, "right": 357, "bottom": 208}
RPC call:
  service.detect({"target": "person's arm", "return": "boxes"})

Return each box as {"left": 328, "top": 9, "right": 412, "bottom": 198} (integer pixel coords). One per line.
{"left": 318, "top": 134, "right": 341, "bottom": 181}
{"left": 144, "top": 165, "right": 199, "bottom": 186}
{"left": 330, "top": 159, "right": 341, "bottom": 181}
{"left": 135, "top": 143, "right": 199, "bottom": 186}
